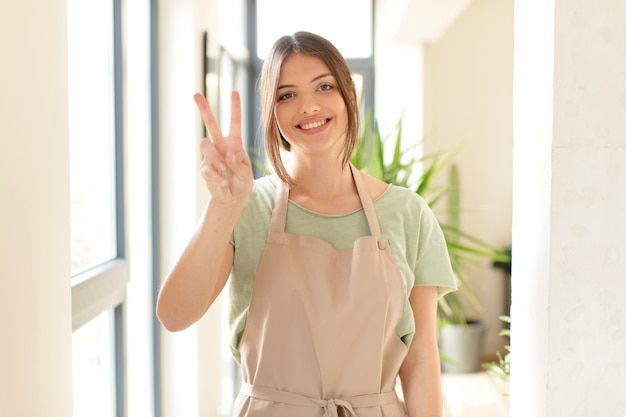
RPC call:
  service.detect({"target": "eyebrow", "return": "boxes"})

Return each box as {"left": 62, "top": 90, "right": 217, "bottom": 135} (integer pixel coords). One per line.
{"left": 277, "top": 73, "right": 334, "bottom": 90}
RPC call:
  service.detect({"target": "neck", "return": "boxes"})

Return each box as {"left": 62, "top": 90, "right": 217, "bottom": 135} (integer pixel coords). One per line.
{"left": 289, "top": 158, "right": 355, "bottom": 201}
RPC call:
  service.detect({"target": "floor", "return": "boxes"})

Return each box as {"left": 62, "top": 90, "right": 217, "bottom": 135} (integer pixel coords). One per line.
{"left": 442, "top": 372, "right": 509, "bottom": 417}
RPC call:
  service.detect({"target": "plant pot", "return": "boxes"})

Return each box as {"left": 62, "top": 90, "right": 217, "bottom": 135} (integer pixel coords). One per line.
{"left": 439, "top": 320, "right": 487, "bottom": 373}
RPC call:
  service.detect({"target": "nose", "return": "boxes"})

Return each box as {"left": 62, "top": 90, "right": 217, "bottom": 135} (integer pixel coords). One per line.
{"left": 299, "top": 94, "right": 320, "bottom": 114}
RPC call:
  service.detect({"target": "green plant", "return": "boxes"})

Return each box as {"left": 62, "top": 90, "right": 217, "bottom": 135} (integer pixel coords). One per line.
{"left": 482, "top": 315, "right": 511, "bottom": 382}
{"left": 351, "top": 111, "right": 511, "bottom": 325}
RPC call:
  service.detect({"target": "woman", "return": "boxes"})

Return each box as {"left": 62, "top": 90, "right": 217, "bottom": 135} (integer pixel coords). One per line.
{"left": 157, "top": 31, "right": 457, "bottom": 417}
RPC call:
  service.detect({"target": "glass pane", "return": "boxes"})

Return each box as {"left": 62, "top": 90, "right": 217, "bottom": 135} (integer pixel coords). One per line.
{"left": 256, "top": 0, "right": 372, "bottom": 59}
{"left": 73, "top": 310, "right": 116, "bottom": 417}
{"left": 68, "top": 0, "right": 117, "bottom": 275}
{"left": 352, "top": 73, "right": 364, "bottom": 105}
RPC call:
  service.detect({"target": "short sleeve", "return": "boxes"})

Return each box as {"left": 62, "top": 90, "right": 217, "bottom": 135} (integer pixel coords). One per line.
{"left": 412, "top": 207, "right": 458, "bottom": 299}
{"left": 376, "top": 186, "right": 457, "bottom": 298}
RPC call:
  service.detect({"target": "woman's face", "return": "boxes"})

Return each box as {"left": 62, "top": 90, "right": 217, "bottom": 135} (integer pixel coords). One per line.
{"left": 274, "top": 53, "right": 349, "bottom": 160}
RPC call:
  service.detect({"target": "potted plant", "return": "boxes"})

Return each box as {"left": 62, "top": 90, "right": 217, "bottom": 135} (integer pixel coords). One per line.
{"left": 351, "top": 112, "right": 511, "bottom": 372}
{"left": 435, "top": 163, "right": 488, "bottom": 373}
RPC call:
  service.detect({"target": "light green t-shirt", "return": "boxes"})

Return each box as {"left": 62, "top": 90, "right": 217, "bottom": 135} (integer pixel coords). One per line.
{"left": 228, "top": 176, "right": 457, "bottom": 363}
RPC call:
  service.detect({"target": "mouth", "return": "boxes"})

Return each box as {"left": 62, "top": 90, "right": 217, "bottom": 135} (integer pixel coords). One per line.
{"left": 298, "top": 118, "right": 331, "bottom": 131}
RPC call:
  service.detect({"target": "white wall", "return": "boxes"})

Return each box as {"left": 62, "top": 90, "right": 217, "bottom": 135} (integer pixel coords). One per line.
{"left": 0, "top": 1, "right": 74, "bottom": 416}
{"left": 511, "top": 0, "right": 626, "bottom": 415}
{"left": 423, "top": 0, "right": 514, "bottom": 356}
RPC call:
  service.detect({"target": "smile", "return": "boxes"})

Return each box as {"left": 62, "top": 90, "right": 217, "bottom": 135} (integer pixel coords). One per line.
{"left": 298, "top": 118, "right": 330, "bottom": 131}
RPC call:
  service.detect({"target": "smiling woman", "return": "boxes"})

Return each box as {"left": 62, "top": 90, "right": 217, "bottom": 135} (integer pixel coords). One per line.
{"left": 259, "top": 34, "right": 361, "bottom": 186}
{"left": 157, "top": 31, "right": 457, "bottom": 417}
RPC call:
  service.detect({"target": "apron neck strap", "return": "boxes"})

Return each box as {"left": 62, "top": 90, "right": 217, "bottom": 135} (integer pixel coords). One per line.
{"left": 270, "top": 164, "right": 384, "bottom": 239}
{"left": 349, "top": 163, "right": 383, "bottom": 239}
{"left": 271, "top": 177, "right": 290, "bottom": 233}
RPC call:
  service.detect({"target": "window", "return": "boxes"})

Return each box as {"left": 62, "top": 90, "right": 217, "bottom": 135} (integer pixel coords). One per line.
{"left": 255, "top": 0, "right": 373, "bottom": 60}
{"left": 68, "top": 0, "right": 127, "bottom": 415}
{"left": 68, "top": 0, "right": 118, "bottom": 276}
{"left": 72, "top": 309, "right": 117, "bottom": 417}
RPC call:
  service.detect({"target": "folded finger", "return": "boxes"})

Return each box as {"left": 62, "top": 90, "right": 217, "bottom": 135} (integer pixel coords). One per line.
{"left": 225, "top": 150, "right": 252, "bottom": 182}
{"left": 199, "top": 138, "right": 227, "bottom": 172}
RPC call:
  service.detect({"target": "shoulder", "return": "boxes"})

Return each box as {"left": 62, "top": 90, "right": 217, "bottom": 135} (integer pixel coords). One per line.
{"left": 232, "top": 176, "right": 274, "bottom": 243}
{"left": 358, "top": 171, "right": 429, "bottom": 207}
{"left": 375, "top": 185, "right": 433, "bottom": 217}
{"left": 374, "top": 182, "right": 444, "bottom": 240}
{"left": 356, "top": 170, "right": 435, "bottom": 220}
{"left": 252, "top": 175, "right": 275, "bottom": 194}
{"left": 359, "top": 171, "right": 390, "bottom": 200}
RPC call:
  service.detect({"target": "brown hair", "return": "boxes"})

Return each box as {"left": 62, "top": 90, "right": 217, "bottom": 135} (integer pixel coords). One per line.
{"left": 258, "top": 31, "right": 360, "bottom": 186}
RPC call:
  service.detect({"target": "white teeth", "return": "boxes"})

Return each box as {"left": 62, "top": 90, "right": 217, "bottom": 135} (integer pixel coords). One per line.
{"left": 300, "top": 119, "right": 327, "bottom": 130}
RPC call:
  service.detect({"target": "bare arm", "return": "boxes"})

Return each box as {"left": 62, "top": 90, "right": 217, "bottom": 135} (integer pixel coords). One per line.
{"left": 156, "top": 204, "right": 238, "bottom": 331}
{"left": 156, "top": 92, "right": 253, "bottom": 331}
{"left": 399, "top": 286, "right": 443, "bottom": 417}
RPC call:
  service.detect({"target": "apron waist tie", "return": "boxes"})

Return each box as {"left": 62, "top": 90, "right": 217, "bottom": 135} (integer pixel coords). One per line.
{"left": 240, "top": 382, "right": 399, "bottom": 417}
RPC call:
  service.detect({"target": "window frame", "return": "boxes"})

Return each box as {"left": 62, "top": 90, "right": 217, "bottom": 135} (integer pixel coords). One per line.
{"left": 70, "top": 0, "right": 128, "bottom": 415}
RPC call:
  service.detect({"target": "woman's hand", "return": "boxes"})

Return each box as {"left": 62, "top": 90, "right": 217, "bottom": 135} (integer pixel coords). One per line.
{"left": 194, "top": 91, "right": 253, "bottom": 206}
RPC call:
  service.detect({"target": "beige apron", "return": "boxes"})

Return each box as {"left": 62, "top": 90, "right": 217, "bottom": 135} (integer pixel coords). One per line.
{"left": 233, "top": 165, "right": 409, "bottom": 417}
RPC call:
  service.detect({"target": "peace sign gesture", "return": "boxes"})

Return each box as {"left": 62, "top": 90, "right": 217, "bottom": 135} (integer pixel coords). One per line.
{"left": 194, "top": 91, "right": 253, "bottom": 206}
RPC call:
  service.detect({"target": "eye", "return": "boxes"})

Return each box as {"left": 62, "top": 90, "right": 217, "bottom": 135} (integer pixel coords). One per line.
{"left": 277, "top": 92, "right": 294, "bottom": 101}
{"left": 319, "top": 83, "right": 334, "bottom": 92}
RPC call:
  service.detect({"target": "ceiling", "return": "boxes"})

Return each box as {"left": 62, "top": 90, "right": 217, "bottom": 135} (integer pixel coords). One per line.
{"left": 381, "top": 0, "right": 474, "bottom": 44}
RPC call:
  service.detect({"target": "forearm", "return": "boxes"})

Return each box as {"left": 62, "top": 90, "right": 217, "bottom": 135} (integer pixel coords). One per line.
{"left": 156, "top": 198, "right": 243, "bottom": 331}
{"left": 400, "top": 286, "right": 443, "bottom": 417}
{"left": 399, "top": 351, "right": 443, "bottom": 417}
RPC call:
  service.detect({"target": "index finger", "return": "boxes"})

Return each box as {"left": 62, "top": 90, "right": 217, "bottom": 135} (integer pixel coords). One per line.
{"left": 193, "top": 93, "right": 222, "bottom": 141}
